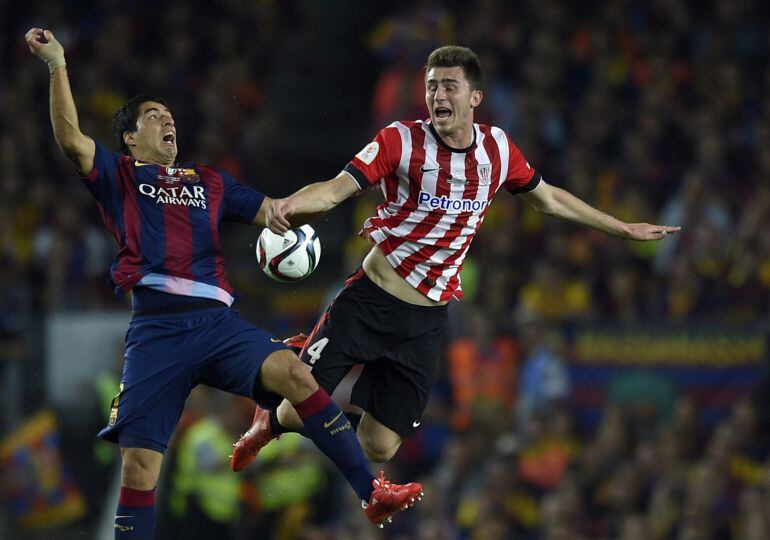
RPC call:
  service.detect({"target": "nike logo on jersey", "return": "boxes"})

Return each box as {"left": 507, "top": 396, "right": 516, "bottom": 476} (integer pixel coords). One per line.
{"left": 412, "top": 421, "right": 421, "bottom": 428}
{"left": 323, "top": 411, "right": 344, "bottom": 428}
{"left": 134, "top": 160, "right": 154, "bottom": 167}
{"left": 420, "top": 165, "right": 440, "bottom": 173}
{"left": 270, "top": 338, "right": 282, "bottom": 343}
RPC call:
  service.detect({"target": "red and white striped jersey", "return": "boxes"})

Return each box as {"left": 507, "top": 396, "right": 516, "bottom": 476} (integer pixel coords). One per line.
{"left": 343, "top": 120, "right": 541, "bottom": 302}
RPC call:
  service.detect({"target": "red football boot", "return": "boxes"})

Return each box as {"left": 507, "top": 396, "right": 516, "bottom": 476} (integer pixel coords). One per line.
{"left": 362, "top": 471, "right": 423, "bottom": 527}
{"left": 230, "top": 406, "right": 278, "bottom": 472}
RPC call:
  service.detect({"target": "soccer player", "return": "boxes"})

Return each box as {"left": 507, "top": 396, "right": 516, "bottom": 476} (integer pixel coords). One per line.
{"left": 25, "top": 27, "right": 422, "bottom": 537}
{"left": 231, "top": 45, "right": 680, "bottom": 469}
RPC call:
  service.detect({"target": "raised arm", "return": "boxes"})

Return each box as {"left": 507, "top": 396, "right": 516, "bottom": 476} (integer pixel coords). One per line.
{"left": 253, "top": 171, "right": 360, "bottom": 232}
{"left": 25, "top": 28, "right": 95, "bottom": 176}
{"left": 519, "top": 179, "right": 681, "bottom": 240}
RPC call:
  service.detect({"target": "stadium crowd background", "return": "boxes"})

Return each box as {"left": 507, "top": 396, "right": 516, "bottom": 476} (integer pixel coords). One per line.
{"left": 2, "top": 0, "right": 769, "bottom": 538}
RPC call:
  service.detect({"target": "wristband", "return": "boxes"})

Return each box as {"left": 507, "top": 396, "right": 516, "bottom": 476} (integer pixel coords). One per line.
{"left": 48, "top": 59, "right": 66, "bottom": 73}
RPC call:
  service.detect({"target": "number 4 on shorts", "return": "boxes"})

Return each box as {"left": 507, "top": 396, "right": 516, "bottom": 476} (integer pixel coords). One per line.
{"left": 306, "top": 337, "right": 329, "bottom": 365}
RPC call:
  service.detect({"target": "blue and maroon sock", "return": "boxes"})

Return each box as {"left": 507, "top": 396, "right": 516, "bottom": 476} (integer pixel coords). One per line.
{"left": 294, "top": 388, "right": 374, "bottom": 501}
{"left": 114, "top": 487, "right": 156, "bottom": 539}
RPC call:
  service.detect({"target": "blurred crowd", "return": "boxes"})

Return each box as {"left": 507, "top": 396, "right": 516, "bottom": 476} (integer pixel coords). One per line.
{"left": 2, "top": 0, "right": 770, "bottom": 538}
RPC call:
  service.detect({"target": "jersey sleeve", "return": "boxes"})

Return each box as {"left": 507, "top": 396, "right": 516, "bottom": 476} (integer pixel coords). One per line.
{"left": 502, "top": 134, "right": 542, "bottom": 194}
{"left": 342, "top": 126, "right": 401, "bottom": 190}
{"left": 220, "top": 169, "right": 265, "bottom": 224}
{"left": 81, "top": 140, "right": 122, "bottom": 213}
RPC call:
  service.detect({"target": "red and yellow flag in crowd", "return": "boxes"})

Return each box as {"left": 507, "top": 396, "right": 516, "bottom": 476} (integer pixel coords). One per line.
{"left": 0, "top": 410, "right": 86, "bottom": 529}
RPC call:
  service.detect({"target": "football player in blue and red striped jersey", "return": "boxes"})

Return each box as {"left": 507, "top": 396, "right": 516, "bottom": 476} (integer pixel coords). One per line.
{"left": 26, "top": 27, "right": 423, "bottom": 536}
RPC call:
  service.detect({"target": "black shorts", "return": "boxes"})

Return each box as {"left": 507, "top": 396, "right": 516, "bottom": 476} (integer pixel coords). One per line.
{"left": 300, "top": 269, "right": 448, "bottom": 436}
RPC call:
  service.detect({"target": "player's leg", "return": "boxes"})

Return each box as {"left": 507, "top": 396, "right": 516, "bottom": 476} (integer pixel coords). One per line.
{"left": 357, "top": 412, "right": 403, "bottom": 463}
{"left": 273, "top": 402, "right": 389, "bottom": 458}
{"left": 234, "top": 278, "right": 373, "bottom": 461}
{"left": 99, "top": 312, "right": 200, "bottom": 540}
{"left": 258, "top": 349, "right": 374, "bottom": 501}
{"left": 348, "top": 301, "right": 449, "bottom": 462}
{"left": 275, "top": 397, "right": 303, "bottom": 429}
{"left": 258, "top": 349, "right": 423, "bottom": 526}
{"left": 200, "top": 308, "right": 423, "bottom": 525}
{"left": 115, "top": 447, "right": 163, "bottom": 539}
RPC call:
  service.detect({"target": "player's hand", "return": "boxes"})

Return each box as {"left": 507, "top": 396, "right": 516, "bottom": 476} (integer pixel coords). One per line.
{"left": 357, "top": 228, "right": 376, "bottom": 245}
{"left": 265, "top": 198, "right": 295, "bottom": 235}
{"left": 25, "top": 28, "right": 66, "bottom": 69}
{"left": 624, "top": 223, "right": 681, "bottom": 241}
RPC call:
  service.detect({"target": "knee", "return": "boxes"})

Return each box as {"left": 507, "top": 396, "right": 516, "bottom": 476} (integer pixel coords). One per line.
{"left": 359, "top": 434, "right": 400, "bottom": 463}
{"left": 121, "top": 453, "right": 159, "bottom": 490}
{"left": 286, "top": 358, "right": 317, "bottom": 396}
{"left": 262, "top": 350, "right": 318, "bottom": 401}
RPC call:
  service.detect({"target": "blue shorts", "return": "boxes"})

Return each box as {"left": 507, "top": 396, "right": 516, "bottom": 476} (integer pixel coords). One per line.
{"left": 98, "top": 306, "right": 287, "bottom": 453}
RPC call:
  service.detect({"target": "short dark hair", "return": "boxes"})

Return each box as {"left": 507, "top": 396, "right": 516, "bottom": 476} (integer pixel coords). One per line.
{"left": 112, "top": 93, "right": 169, "bottom": 155}
{"left": 425, "top": 46, "right": 483, "bottom": 91}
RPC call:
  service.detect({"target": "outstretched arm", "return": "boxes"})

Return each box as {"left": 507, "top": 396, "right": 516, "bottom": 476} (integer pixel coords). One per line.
{"left": 519, "top": 179, "right": 681, "bottom": 240}
{"left": 25, "top": 28, "right": 95, "bottom": 176}
{"left": 253, "top": 171, "right": 360, "bottom": 232}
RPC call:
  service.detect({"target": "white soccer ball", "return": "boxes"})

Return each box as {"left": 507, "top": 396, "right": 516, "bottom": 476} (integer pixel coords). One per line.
{"left": 255, "top": 224, "right": 321, "bottom": 282}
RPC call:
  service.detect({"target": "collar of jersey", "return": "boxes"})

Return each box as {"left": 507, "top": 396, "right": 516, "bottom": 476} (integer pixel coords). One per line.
{"left": 427, "top": 121, "right": 477, "bottom": 154}
{"left": 134, "top": 159, "right": 194, "bottom": 169}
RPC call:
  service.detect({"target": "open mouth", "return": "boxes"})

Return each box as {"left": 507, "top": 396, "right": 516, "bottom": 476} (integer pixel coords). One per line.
{"left": 162, "top": 132, "right": 176, "bottom": 145}
{"left": 435, "top": 107, "right": 452, "bottom": 120}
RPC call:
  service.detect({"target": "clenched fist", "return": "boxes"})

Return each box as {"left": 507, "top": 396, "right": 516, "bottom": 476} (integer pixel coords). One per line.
{"left": 25, "top": 28, "right": 66, "bottom": 72}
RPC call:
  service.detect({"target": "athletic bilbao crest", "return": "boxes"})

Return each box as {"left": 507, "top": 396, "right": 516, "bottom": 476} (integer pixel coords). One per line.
{"left": 478, "top": 164, "right": 491, "bottom": 185}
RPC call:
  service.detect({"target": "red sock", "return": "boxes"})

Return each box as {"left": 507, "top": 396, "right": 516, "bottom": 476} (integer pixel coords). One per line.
{"left": 116, "top": 487, "right": 156, "bottom": 538}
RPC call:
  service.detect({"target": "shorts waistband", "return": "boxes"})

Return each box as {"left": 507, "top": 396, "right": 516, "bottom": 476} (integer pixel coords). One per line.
{"left": 352, "top": 271, "right": 448, "bottom": 312}
{"left": 132, "top": 299, "right": 228, "bottom": 317}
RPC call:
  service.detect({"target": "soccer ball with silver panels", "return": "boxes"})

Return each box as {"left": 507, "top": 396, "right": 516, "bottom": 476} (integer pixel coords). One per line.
{"left": 255, "top": 224, "right": 321, "bottom": 282}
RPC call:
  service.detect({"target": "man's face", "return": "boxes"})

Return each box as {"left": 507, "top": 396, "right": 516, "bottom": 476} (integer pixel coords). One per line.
{"left": 125, "top": 101, "right": 177, "bottom": 163}
{"left": 425, "top": 66, "right": 482, "bottom": 140}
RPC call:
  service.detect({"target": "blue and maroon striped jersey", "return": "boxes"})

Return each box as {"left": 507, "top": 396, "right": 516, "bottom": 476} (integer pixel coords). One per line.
{"left": 82, "top": 141, "right": 264, "bottom": 306}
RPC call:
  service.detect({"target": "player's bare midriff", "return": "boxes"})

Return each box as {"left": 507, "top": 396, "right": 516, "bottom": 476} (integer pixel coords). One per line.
{"left": 362, "top": 245, "right": 449, "bottom": 307}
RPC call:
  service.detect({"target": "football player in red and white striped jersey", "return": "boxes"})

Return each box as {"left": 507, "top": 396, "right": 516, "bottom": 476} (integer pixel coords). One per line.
{"left": 232, "top": 46, "right": 680, "bottom": 470}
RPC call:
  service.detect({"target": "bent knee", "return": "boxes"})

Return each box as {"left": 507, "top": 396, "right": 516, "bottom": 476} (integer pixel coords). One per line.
{"left": 359, "top": 437, "right": 400, "bottom": 463}
{"left": 285, "top": 357, "right": 317, "bottom": 394}
{"left": 263, "top": 350, "right": 318, "bottom": 402}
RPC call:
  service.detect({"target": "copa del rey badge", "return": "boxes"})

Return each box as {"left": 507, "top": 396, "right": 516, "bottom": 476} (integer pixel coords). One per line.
{"left": 356, "top": 141, "right": 379, "bottom": 165}
{"left": 159, "top": 167, "right": 200, "bottom": 185}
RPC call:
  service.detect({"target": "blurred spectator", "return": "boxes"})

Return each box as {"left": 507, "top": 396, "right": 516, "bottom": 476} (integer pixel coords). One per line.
{"left": 166, "top": 389, "right": 241, "bottom": 539}
{"left": 445, "top": 306, "right": 518, "bottom": 431}
{"left": 516, "top": 323, "right": 570, "bottom": 437}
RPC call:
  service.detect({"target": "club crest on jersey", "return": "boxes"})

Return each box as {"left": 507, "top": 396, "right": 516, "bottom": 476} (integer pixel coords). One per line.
{"left": 355, "top": 141, "right": 379, "bottom": 165}
{"left": 158, "top": 167, "right": 200, "bottom": 185}
{"left": 478, "top": 164, "right": 491, "bottom": 185}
